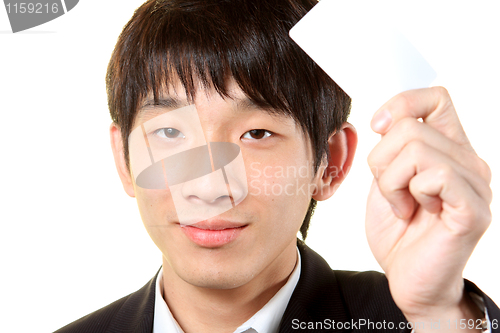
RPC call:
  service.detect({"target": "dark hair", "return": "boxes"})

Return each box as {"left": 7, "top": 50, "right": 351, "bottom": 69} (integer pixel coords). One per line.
{"left": 106, "top": 0, "right": 351, "bottom": 240}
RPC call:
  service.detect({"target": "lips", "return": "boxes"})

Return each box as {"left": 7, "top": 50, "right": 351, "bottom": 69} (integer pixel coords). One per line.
{"left": 180, "top": 220, "right": 247, "bottom": 247}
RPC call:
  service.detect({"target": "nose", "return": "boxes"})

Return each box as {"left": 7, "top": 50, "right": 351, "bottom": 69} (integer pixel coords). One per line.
{"left": 181, "top": 169, "right": 233, "bottom": 205}
{"left": 178, "top": 141, "right": 247, "bottom": 205}
{"left": 165, "top": 142, "right": 248, "bottom": 224}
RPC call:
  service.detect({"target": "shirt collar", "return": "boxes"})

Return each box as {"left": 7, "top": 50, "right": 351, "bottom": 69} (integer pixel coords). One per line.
{"left": 153, "top": 246, "right": 301, "bottom": 333}
{"left": 153, "top": 268, "right": 184, "bottom": 333}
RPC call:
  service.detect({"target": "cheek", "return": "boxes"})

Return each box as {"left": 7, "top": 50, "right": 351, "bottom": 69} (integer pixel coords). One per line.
{"left": 247, "top": 157, "right": 316, "bottom": 196}
{"left": 134, "top": 187, "right": 182, "bottom": 254}
{"left": 135, "top": 187, "right": 178, "bottom": 227}
{"left": 246, "top": 159, "right": 316, "bottom": 225}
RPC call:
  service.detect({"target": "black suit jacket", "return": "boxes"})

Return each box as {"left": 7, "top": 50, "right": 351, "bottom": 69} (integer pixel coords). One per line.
{"left": 55, "top": 240, "right": 500, "bottom": 332}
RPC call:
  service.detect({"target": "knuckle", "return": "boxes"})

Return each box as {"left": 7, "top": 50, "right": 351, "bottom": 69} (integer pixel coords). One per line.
{"left": 367, "top": 143, "right": 387, "bottom": 178}
{"left": 467, "top": 204, "right": 492, "bottom": 233}
{"left": 393, "top": 93, "right": 415, "bottom": 113}
{"left": 367, "top": 149, "right": 377, "bottom": 167}
{"left": 485, "top": 187, "right": 493, "bottom": 205}
{"left": 377, "top": 171, "right": 393, "bottom": 194}
{"left": 367, "top": 151, "right": 382, "bottom": 177}
{"left": 394, "top": 117, "right": 421, "bottom": 137}
{"left": 481, "top": 207, "right": 493, "bottom": 228}
{"left": 435, "top": 163, "right": 455, "bottom": 183}
{"left": 483, "top": 209, "right": 492, "bottom": 229}
{"left": 462, "top": 204, "right": 477, "bottom": 222}
{"left": 404, "top": 140, "right": 427, "bottom": 159}
{"left": 432, "top": 86, "right": 454, "bottom": 110}
{"left": 367, "top": 163, "right": 381, "bottom": 180}
{"left": 477, "top": 158, "right": 492, "bottom": 184}
{"left": 432, "top": 86, "right": 450, "bottom": 99}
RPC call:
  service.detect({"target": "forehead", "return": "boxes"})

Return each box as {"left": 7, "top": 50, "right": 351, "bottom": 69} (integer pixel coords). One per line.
{"left": 134, "top": 82, "right": 287, "bottom": 127}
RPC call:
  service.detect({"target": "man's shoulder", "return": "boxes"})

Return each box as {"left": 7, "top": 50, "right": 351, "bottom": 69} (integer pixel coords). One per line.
{"left": 54, "top": 273, "right": 157, "bottom": 333}
{"left": 296, "top": 240, "right": 403, "bottom": 316}
{"left": 54, "top": 294, "right": 130, "bottom": 333}
{"left": 333, "top": 269, "right": 406, "bottom": 320}
{"left": 334, "top": 269, "right": 392, "bottom": 300}
{"left": 295, "top": 241, "right": 500, "bottom": 331}
{"left": 278, "top": 241, "right": 409, "bottom": 332}
{"left": 297, "top": 239, "right": 390, "bottom": 293}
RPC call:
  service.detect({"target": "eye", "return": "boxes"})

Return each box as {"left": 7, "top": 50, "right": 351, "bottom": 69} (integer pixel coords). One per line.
{"left": 155, "top": 128, "right": 185, "bottom": 139}
{"left": 242, "top": 129, "right": 273, "bottom": 140}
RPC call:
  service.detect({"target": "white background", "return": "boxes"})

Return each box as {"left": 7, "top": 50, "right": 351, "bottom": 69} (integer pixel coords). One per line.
{"left": 1, "top": 1, "right": 499, "bottom": 332}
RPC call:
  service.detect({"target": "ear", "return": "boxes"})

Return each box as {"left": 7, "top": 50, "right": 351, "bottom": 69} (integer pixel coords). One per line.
{"left": 110, "top": 123, "right": 135, "bottom": 198}
{"left": 312, "top": 122, "right": 357, "bottom": 201}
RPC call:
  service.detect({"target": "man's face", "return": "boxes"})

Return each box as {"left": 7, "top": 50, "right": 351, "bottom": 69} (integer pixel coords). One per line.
{"left": 123, "top": 80, "right": 322, "bottom": 289}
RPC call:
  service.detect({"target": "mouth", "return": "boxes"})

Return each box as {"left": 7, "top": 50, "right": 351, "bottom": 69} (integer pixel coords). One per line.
{"left": 179, "top": 220, "right": 248, "bottom": 248}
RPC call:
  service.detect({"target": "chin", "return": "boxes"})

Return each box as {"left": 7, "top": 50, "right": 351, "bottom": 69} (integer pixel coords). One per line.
{"left": 178, "top": 267, "right": 254, "bottom": 290}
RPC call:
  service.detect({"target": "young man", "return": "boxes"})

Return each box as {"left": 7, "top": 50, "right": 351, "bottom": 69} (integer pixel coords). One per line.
{"left": 56, "top": 0, "right": 499, "bottom": 332}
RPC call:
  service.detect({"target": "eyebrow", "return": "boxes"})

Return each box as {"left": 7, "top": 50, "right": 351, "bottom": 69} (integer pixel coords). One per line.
{"left": 137, "top": 95, "right": 278, "bottom": 120}
{"left": 235, "top": 98, "right": 277, "bottom": 116}
{"left": 139, "top": 97, "right": 188, "bottom": 111}
{"left": 236, "top": 98, "right": 259, "bottom": 110}
{"left": 137, "top": 97, "right": 189, "bottom": 120}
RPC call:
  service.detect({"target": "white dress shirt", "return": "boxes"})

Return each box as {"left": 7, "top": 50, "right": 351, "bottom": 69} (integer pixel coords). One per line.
{"left": 152, "top": 246, "right": 491, "bottom": 333}
{"left": 153, "top": 247, "right": 301, "bottom": 333}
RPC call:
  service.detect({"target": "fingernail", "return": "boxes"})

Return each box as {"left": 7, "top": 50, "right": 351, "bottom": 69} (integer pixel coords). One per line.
{"left": 371, "top": 109, "right": 392, "bottom": 133}
{"left": 390, "top": 204, "right": 403, "bottom": 219}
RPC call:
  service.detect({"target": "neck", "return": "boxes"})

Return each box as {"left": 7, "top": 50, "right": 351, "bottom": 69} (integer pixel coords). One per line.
{"left": 161, "top": 241, "right": 298, "bottom": 333}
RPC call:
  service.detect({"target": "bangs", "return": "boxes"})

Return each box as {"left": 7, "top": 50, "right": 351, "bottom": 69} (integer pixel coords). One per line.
{"left": 107, "top": 0, "right": 350, "bottom": 170}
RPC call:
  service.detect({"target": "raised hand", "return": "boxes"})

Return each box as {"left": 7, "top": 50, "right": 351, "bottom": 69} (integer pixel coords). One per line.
{"left": 366, "top": 87, "right": 492, "bottom": 331}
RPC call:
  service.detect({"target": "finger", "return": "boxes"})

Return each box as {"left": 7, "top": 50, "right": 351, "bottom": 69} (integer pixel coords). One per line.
{"left": 408, "top": 165, "right": 492, "bottom": 237}
{"left": 370, "top": 86, "right": 472, "bottom": 150}
{"left": 368, "top": 117, "right": 492, "bottom": 183}
{"left": 377, "top": 141, "right": 492, "bottom": 219}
